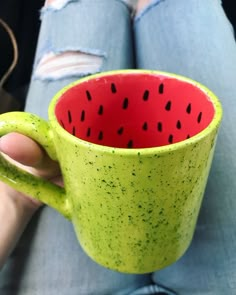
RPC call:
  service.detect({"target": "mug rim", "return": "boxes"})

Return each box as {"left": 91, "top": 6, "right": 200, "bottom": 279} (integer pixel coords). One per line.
{"left": 49, "top": 69, "right": 223, "bottom": 155}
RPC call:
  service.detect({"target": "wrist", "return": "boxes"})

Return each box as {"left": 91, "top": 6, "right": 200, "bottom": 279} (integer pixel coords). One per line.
{"left": 0, "top": 183, "right": 40, "bottom": 269}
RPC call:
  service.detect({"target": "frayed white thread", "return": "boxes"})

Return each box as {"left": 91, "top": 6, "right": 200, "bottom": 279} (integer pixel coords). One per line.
{"left": 34, "top": 51, "right": 103, "bottom": 80}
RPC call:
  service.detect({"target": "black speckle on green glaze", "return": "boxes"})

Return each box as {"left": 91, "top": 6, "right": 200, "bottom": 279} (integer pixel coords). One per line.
{"left": 0, "top": 96, "right": 221, "bottom": 274}
{"left": 72, "top": 135, "right": 218, "bottom": 274}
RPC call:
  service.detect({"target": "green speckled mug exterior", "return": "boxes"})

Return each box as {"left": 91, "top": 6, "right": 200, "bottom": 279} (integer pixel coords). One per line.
{"left": 0, "top": 70, "right": 222, "bottom": 273}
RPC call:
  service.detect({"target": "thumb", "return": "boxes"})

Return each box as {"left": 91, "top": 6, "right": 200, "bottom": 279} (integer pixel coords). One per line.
{"left": 0, "top": 132, "right": 60, "bottom": 178}
{"left": 0, "top": 132, "right": 44, "bottom": 167}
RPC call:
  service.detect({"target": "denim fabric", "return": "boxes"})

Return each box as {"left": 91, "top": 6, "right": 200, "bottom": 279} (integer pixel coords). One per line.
{"left": 25, "top": 0, "right": 134, "bottom": 119}
{"left": 135, "top": 0, "right": 236, "bottom": 294}
{"left": 0, "top": 0, "right": 236, "bottom": 294}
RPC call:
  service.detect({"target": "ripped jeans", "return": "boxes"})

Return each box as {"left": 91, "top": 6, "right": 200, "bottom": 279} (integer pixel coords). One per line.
{"left": 1, "top": 0, "right": 236, "bottom": 294}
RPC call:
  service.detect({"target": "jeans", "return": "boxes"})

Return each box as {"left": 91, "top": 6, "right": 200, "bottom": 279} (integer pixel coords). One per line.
{"left": 0, "top": 0, "right": 236, "bottom": 294}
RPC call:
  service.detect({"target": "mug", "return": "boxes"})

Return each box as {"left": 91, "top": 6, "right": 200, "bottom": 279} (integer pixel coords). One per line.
{"left": 0, "top": 70, "right": 222, "bottom": 273}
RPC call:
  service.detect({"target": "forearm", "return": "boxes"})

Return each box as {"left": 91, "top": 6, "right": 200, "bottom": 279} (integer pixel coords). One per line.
{"left": 0, "top": 183, "right": 38, "bottom": 269}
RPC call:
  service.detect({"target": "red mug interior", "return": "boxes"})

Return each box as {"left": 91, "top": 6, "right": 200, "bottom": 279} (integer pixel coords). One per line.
{"left": 55, "top": 73, "right": 215, "bottom": 149}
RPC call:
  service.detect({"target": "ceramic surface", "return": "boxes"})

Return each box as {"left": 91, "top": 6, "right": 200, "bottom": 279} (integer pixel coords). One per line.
{"left": 0, "top": 70, "right": 222, "bottom": 273}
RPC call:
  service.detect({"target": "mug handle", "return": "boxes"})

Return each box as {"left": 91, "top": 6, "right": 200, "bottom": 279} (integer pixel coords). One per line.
{"left": 0, "top": 112, "right": 71, "bottom": 219}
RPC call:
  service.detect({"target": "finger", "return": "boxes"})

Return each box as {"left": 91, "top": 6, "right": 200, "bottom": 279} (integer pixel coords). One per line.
{"left": 0, "top": 132, "right": 44, "bottom": 166}
{"left": 0, "top": 181, "right": 43, "bottom": 208}
{"left": 0, "top": 133, "right": 60, "bottom": 177}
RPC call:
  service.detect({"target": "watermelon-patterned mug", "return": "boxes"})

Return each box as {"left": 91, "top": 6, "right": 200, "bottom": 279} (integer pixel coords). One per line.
{"left": 0, "top": 70, "right": 222, "bottom": 273}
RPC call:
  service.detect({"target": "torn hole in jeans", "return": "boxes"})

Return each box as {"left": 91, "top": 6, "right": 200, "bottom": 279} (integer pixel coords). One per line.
{"left": 34, "top": 51, "right": 104, "bottom": 80}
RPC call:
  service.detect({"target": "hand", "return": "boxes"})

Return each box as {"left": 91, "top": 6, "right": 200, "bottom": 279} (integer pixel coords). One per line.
{"left": 0, "top": 132, "right": 62, "bottom": 268}
{"left": 0, "top": 132, "right": 62, "bottom": 208}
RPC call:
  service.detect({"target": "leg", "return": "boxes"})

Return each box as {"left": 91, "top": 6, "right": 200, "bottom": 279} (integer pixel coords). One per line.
{"left": 0, "top": 1, "right": 152, "bottom": 294}
{"left": 134, "top": 0, "right": 236, "bottom": 294}
{"left": 25, "top": 0, "right": 135, "bottom": 119}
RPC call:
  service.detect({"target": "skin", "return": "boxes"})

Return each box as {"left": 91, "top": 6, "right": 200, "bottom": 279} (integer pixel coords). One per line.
{"left": 136, "top": 0, "right": 151, "bottom": 13}
{"left": 0, "top": 133, "right": 61, "bottom": 268}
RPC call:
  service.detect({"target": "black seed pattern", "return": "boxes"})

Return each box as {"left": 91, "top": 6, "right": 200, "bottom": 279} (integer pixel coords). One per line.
{"left": 142, "top": 122, "right": 148, "bottom": 131}
{"left": 186, "top": 134, "right": 190, "bottom": 139}
{"left": 98, "top": 105, "right": 103, "bottom": 115}
{"left": 117, "top": 127, "right": 124, "bottom": 135}
{"left": 60, "top": 120, "right": 65, "bottom": 128}
{"left": 81, "top": 110, "right": 85, "bottom": 122}
{"left": 159, "top": 83, "right": 164, "bottom": 94}
{"left": 157, "top": 122, "right": 163, "bottom": 132}
{"left": 165, "top": 101, "right": 172, "bottom": 111}
{"left": 127, "top": 140, "right": 133, "bottom": 148}
{"left": 186, "top": 103, "right": 192, "bottom": 114}
{"left": 143, "top": 90, "right": 149, "bottom": 101}
{"left": 111, "top": 83, "right": 117, "bottom": 93}
{"left": 176, "top": 120, "right": 182, "bottom": 129}
{"left": 123, "top": 98, "right": 129, "bottom": 109}
{"left": 68, "top": 110, "right": 72, "bottom": 123}
{"left": 168, "top": 134, "right": 173, "bottom": 144}
{"left": 197, "top": 112, "right": 202, "bottom": 123}
{"left": 87, "top": 127, "right": 91, "bottom": 137}
{"left": 86, "top": 90, "right": 92, "bottom": 101}
{"left": 72, "top": 126, "right": 76, "bottom": 136}
{"left": 98, "top": 131, "right": 103, "bottom": 140}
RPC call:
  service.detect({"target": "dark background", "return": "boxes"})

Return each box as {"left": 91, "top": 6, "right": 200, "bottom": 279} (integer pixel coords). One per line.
{"left": 0, "top": 0, "right": 235, "bottom": 108}
{"left": 0, "top": 0, "right": 44, "bottom": 106}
